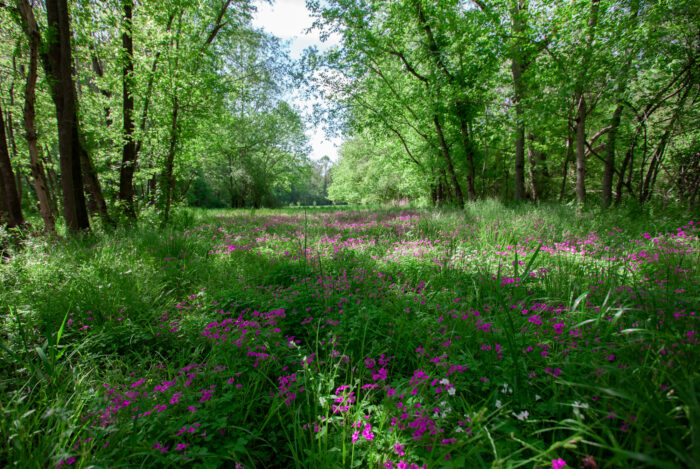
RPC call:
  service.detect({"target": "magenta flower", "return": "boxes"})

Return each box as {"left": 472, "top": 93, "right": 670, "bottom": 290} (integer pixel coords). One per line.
{"left": 362, "top": 423, "right": 375, "bottom": 441}
{"left": 552, "top": 458, "right": 567, "bottom": 469}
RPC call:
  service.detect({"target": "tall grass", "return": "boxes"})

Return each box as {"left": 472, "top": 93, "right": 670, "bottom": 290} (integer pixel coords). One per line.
{"left": 0, "top": 201, "right": 697, "bottom": 468}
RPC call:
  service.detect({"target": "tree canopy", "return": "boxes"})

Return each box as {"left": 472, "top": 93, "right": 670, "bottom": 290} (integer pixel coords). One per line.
{"left": 0, "top": 0, "right": 698, "bottom": 234}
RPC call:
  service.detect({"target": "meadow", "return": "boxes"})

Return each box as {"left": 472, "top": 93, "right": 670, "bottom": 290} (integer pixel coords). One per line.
{"left": 0, "top": 201, "right": 698, "bottom": 469}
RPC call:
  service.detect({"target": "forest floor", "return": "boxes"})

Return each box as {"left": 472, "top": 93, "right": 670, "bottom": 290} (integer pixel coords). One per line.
{"left": 0, "top": 201, "right": 698, "bottom": 469}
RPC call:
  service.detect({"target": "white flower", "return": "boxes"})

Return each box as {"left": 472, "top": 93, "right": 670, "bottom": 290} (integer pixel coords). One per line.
{"left": 495, "top": 400, "right": 502, "bottom": 409}
{"left": 512, "top": 410, "right": 529, "bottom": 421}
{"left": 447, "top": 387, "right": 456, "bottom": 396}
{"left": 440, "top": 378, "right": 450, "bottom": 386}
{"left": 535, "top": 394, "right": 542, "bottom": 401}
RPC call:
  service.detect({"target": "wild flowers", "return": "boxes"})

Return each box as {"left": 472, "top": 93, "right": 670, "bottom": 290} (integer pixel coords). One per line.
{"left": 3, "top": 208, "right": 697, "bottom": 468}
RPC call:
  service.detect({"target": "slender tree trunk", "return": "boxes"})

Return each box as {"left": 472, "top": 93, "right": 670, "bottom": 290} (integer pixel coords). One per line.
{"left": 560, "top": 122, "right": 574, "bottom": 202}
{"left": 79, "top": 146, "right": 113, "bottom": 226}
{"left": 574, "top": 95, "right": 587, "bottom": 204}
{"left": 602, "top": 103, "right": 623, "bottom": 207}
{"left": 118, "top": 0, "right": 137, "bottom": 219}
{"left": 458, "top": 114, "right": 476, "bottom": 201}
{"left": 0, "top": 102, "right": 24, "bottom": 228}
{"left": 43, "top": 145, "right": 61, "bottom": 213}
{"left": 526, "top": 133, "right": 538, "bottom": 201}
{"left": 433, "top": 114, "right": 464, "bottom": 206}
{"left": 5, "top": 108, "right": 22, "bottom": 208}
{"left": 0, "top": 175, "right": 7, "bottom": 226}
{"left": 21, "top": 10, "right": 56, "bottom": 232}
{"left": 639, "top": 85, "right": 690, "bottom": 203}
{"left": 89, "top": 50, "right": 113, "bottom": 126}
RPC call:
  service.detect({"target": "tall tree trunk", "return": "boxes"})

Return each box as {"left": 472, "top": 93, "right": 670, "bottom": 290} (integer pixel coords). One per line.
{"left": 458, "top": 113, "right": 477, "bottom": 201}
{"left": 19, "top": 0, "right": 113, "bottom": 230}
{"left": 43, "top": 145, "right": 61, "bottom": 214}
{"left": 118, "top": 0, "right": 137, "bottom": 219}
{"left": 560, "top": 120, "right": 574, "bottom": 202}
{"left": 33, "top": 0, "right": 89, "bottom": 231}
{"left": 21, "top": 6, "right": 56, "bottom": 232}
{"left": 574, "top": 96, "right": 587, "bottom": 204}
{"left": 526, "top": 133, "right": 538, "bottom": 201}
{"left": 79, "top": 137, "right": 113, "bottom": 226}
{"left": 88, "top": 49, "right": 113, "bottom": 126}
{"left": 5, "top": 106, "right": 22, "bottom": 208}
{"left": 433, "top": 114, "right": 464, "bottom": 206}
{"left": 602, "top": 103, "right": 623, "bottom": 207}
{"left": 0, "top": 102, "right": 24, "bottom": 228}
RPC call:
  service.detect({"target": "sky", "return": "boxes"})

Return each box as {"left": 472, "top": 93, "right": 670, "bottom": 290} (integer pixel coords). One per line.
{"left": 251, "top": 0, "right": 342, "bottom": 162}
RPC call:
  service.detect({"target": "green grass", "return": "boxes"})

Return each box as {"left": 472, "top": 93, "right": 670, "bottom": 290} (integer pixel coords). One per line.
{"left": 1, "top": 201, "right": 698, "bottom": 468}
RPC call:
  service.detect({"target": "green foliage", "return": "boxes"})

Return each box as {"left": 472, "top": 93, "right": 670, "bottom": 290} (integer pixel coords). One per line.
{"left": 1, "top": 203, "right": 698, "bottom": 467}
{"left": 309, "top": 0, "right": 700, "bottom": 208}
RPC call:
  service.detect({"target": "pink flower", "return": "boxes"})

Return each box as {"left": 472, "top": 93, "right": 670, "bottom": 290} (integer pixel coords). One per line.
{"left": 552, "top": 458, "right": 567, "bottom": 469}
{"left": 351, "top": 430, "right": 360, "bottom": 443}
{"left": 362, "top": 423, "right": 375, "bottom": 441}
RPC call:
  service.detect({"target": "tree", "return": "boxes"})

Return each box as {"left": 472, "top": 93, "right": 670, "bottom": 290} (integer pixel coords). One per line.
{"left": 0, "top": 100, "right": 24, "bottom": 228}
{"left": 16, "top": 0, "right": 55, "bottom": 232}
{"left": 117, "top": 0, "right": 137, "bottom": 219}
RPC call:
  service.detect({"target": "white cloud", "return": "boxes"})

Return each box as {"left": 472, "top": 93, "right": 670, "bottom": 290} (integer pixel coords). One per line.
{"left": 251, "top": 0, "right": 340, "bottom": 58}
{"left": 252, "top": 0, "right": 342, "bottom": 162}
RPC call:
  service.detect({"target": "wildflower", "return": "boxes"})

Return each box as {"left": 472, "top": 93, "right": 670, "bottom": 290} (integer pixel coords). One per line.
{"left": 351, "top": 430, "right": 360, "bottom": 443}
{"left": 131, "top": 379, "right": 146, "bottom": 388}
{"left": 362, "top": 423, "right": 375, "bottom": 441}
{"left": 552, "top": 458, "right": 567, "bottom": 469}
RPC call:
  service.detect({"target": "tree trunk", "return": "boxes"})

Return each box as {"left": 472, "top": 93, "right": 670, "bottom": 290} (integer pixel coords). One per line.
{"left": 21, "top": 7, "right": 56, "bottom": 233}
{"left": 43, "top": 0, "right": 90, "bottom": 232}
{"left": 639, "top": 84, "right": 690, "bottom": 203}
{"left": 5, "top": 107, "right": 22, "bottom": 208}
{"left": 79, "top": 144, "right": 114, "bottom": 227}
{"left": 458, "top": 114, "right": 477, "bottom": 201}
{"left": 0, "top": 102, "right": 24, "bottom": 228}
{"left": 574, "top": 96, "right": 587, "bottom": 204}
{"left": 602, "top": 104, "right": 623, "bottom": 207}
{"left": 560, "top": 120, "right": 574, "bottom": 202}
{"left": 526, "top": 133, "right": 538, "bottom": 201}
{"left": 118, "top": 0, "right": 137, "bottom": 219}
{"left": 433, "top": 114, "right": 464, "bottom": 206}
